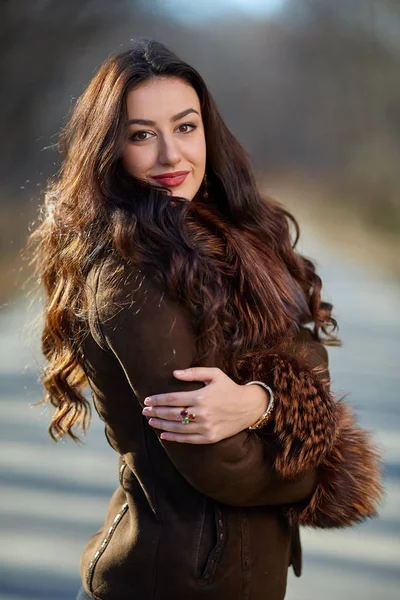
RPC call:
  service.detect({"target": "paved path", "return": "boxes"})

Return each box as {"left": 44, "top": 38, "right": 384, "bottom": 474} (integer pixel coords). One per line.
{"left": 1, "top": 229, "right": 399, "bottom": 599}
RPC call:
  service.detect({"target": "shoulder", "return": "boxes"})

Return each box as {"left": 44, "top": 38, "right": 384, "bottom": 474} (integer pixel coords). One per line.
{"left": 86, "top": 253, "right": 163, "bottom": 319}
{"left": 85, "top": 253, "right": 191, "bottom": 349}
{"left": 85, "top": 253, "right": 164, "bottom": 350}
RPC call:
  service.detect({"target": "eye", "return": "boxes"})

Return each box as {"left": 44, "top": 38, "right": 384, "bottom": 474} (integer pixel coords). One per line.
{"left": 129, "top": 130, "right": 153, "bottom": 142}
{"left": 177, "top": 122, "right": 197, "bottom": 134}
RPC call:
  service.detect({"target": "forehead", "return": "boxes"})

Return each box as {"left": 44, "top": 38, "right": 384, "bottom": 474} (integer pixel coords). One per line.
{"left": 125, "top": 77, "right": 201, "bottom": 119}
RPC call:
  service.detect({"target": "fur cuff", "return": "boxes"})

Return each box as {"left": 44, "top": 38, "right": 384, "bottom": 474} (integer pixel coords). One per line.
{"left": 239, "top": 346, "right": 383, "bottom": 528}
{"left": 241, "top": 347, "right": 341, "bottom": 478}
{"left": 287, "top": 402, "right": 384, "bottom": 528}
{"left": 268, "top": 351, "right": 340, "bottom": 479}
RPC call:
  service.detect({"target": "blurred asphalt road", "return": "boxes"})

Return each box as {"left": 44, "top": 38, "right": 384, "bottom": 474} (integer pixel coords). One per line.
{"left": 1, "top": 227, "right": 399, "bottom": 600}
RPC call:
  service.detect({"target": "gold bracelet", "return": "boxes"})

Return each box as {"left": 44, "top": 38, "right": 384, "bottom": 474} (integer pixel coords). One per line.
{"left": 245, "top": 381, "right": 275, "bottom": 430}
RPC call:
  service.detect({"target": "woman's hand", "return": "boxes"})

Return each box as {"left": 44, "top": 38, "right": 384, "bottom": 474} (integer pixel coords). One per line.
{"left": 141, "top": 367, "right": 270, "bottom": 444}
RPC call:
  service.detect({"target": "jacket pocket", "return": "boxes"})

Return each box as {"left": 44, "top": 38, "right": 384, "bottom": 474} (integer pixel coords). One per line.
{"left": 195, "top": 497, "right": 226, "bottom": 582}
{"left": 86, "top": 502, "right": 129, "bottom": 593}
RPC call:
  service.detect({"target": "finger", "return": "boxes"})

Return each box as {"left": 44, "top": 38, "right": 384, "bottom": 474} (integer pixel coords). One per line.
{"left": 144, "top": 391, "right": 204, "bottom": 407}
{"left": 148, "top": 418, "right": 200, "bottom": 434}
{"left": 160, "top": 432, "right": 208, "bottom": 444}
{"left": 173, "top": 367, "right": 220, "bottom": 383}
{"left": 142, "top": 406, "right": 198, "bottom": 422}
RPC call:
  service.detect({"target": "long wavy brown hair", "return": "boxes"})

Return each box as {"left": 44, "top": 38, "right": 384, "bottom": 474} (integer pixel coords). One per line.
{"left": 27, "top": 39, "right": 339, "bottom": 442}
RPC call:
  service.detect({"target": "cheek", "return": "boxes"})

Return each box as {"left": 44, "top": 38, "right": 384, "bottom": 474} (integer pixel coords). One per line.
{"left": 189, "top": 136, "right": 207, "bottom": 172}
{"left": 121, "top": 145, "right": 154, "bottom": 177}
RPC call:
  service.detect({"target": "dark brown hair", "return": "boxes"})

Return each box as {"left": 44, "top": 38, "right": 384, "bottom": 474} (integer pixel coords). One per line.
{"left": 28, "top": 38, "right": 338, "bottom": 441}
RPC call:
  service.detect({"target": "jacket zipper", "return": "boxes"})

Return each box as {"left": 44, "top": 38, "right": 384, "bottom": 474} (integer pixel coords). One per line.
{"left": 119, "top": 460, "right": 127, "bottom": 486}
{"left": 86, "top": 502, "right": 129, "bottom": 592}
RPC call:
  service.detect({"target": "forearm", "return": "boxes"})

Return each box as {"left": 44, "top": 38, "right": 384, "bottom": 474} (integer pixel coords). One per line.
{"left": 241, "top": 383, "right": 272, "bottom": 430}
{"left": 162, "top": 427, "right": 318, "bottom": 506}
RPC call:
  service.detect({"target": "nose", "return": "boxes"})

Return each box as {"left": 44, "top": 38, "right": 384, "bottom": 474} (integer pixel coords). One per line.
{"left": 158, "top": 134, "right": 182, "bottom": 167}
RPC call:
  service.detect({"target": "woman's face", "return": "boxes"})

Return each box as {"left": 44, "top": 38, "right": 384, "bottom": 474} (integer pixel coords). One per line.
{"left": 121, "top": 77, "right": 207, "bottom": 201}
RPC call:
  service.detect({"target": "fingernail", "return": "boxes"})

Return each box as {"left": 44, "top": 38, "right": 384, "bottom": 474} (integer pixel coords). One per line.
{"left": 174, "top": 370, "right": 185, "bottom": 375}
{"left": 142, "top": 407, "right": 152, "bottom": 414}
{"left": 144, "top": 397, "right": 152, "bottom": 405}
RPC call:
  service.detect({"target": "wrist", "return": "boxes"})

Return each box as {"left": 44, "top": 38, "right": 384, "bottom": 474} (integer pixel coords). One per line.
{"left": 243, "top": 382, "right": 271, "bottom": 429}
{"left": 245, "top": 381, "right": 275, "bottom": 430}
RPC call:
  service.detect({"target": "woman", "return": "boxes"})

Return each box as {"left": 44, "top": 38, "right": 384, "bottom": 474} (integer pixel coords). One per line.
{"left": 29, "top": 39, "right": 383, "bottom": 600}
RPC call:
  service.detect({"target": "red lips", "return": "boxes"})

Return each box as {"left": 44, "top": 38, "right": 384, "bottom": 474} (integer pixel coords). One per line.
{"left": 152, "top": 171, "right": 189, "bottom": 179}
{"left": 152, "top": 171, "right": 190, "bottom": 187}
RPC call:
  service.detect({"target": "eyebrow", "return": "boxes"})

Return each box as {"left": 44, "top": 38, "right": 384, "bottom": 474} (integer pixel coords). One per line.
{"left": 128, "top": 108, "right": 200, "bottom": 126}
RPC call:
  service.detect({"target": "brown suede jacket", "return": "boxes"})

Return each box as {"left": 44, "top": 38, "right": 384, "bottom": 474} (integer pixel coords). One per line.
{"left": 79, "top": 254, "right": 383, "bottom": 600}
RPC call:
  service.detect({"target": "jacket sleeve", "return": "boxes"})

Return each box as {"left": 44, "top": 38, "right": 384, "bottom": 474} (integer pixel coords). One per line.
{"left": 92, "top": 258, "right": 383, "bottom": 524}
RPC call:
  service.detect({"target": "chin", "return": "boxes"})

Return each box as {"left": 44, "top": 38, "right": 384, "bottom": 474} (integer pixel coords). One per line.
{"left": 171, "top": 187, "right": 195, "bottom": 201}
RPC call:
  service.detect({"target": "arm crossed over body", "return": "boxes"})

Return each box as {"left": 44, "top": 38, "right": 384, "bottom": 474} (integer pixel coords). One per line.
{"left": 91, "top": 257, "right": 383, "bottom": 528}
